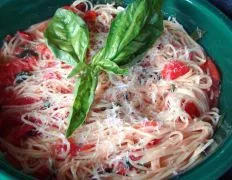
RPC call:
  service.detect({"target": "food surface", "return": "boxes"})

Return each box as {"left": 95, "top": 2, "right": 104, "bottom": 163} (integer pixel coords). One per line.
{"left": 0, "top": 1, "right": 221, "bottom": 179}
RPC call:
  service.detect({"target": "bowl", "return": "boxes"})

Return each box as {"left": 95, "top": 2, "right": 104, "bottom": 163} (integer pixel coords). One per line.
{"left": 0, "top": 0, "right": 232, "bottom": 179}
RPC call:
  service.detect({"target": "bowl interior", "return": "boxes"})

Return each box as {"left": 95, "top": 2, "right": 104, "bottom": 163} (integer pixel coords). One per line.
{"left": 0, "top": 0, "right": 232, "bottom": 179}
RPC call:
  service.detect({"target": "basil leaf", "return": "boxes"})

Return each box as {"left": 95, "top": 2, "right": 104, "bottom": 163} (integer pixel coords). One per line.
{"left": 46, "top": 38, "right": 77, "bottom": 66}
{"left": 96, "top": 59, "right": 128, "bottom": 75}
{"left": 44, "top": 0, "right": 164, "bottom": 137}
{"left": 112, "top": 12, "right": 163, "bottom": 65}
{"left": 68, "top": 62, "right": 88, "bottom": 78}
{"left": 98, "top": 0, "right": 149, "bottom": 61}
{"left": 94, "top": 0, "right": 163, "bottom": 66}
{"left": 66, "top": 69, "right": 98, "bottom": 137}
{"left": 44, "top": 8, "right": 89, "bottom": 62}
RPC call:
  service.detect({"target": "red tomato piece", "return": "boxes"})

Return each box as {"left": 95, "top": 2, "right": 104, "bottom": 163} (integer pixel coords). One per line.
{"left": 75, "top": 3, "right": 86, "bottom": 12}
{"left": 201, "top": 57, "right": 220, "bottom": 86}
{"left": 84, "top": 11, "right": 98, "bottom": 22}
{"left": 184, "top": 101, "right": 200, "bottom": 118}
{"left": 161, "top": 60, "right": 190, "bottom": 80}
{"left": 201, "top": 57, "right": 220, "bottom": 107}
{"left": 0, "top": 57, "right": 37, "bottom": 86}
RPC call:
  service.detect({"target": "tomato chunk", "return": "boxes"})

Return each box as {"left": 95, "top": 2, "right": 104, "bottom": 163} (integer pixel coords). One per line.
{"left": 76, "top": 3, "right": 86, "bottom": 12}
{"left": 184, "top": 101, "right": 200, "bottom": 118}
{"left": 201, "top": 57, "right": 220, "bottom": 86}
{"left": 201, "top": 57, "right": 220, "bottom": 107}
{"left": 0, "top": 57, "right": 36, "bottom": 86}
{"left": 84, "top": 11, "right": 98, "bottom": 22}
{"left": 161, "top": 60, "right": 190, "bottom": 80}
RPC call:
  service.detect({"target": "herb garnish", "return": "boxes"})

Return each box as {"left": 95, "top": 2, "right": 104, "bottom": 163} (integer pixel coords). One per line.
{"left": 44, "top": 0, "right": 164, "bottom": 137}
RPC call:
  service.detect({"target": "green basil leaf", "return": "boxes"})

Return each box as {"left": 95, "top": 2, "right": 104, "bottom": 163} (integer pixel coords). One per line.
{"left": 96, "top": 59, "right": 128, "bottom": 75}
{"left": 44, "top": 8, "right": 89, "bottom": 62}
{"left": 99, "top": 0, "right": 149, "bottom": 61}
{"left": 112, "top": 11, "right": 163, "bottom": 65}
{"left": 66, "top": 69, "right": 98, "bottom": 137}
{"left": 46, "top": 38, "right": 77, "bottom": 66}
{"left": 68, "top": 62, "right": 88, "bottom": 78}
{"left": 93, "top": 0, "right": 163, "bottom": 66}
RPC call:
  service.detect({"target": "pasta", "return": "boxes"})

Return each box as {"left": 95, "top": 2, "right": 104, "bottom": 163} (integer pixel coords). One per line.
{"left": 0, "top": 1, "right": 221, "bottom": 179}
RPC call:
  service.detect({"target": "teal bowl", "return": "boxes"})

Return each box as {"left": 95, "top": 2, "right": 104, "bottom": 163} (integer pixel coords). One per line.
{"left": 0, "top": 0, "right": 232, "bottom": 179}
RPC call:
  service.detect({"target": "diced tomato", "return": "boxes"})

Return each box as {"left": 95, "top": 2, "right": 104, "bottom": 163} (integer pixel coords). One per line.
{"left": 75, "top": 3, "right": 86, "bottom": 12}
{"left": 17, "top": 31, "right": 33, "bottom": 41}
{"left": 161, "top": 60, "right": 190, "bottom": 80}
{"left": 201, "top": 57, "right": 220, "bottom": 107}
{"left": 146, "top": 138, "right": 161, "bottom": 148}
{"left": 184, "top": 101, "right": 200, "bottom": 118}
{"left": 84, "top": 11, "right": 98, "bottom": 22}
{"left": 0, "top": 57, "right": 37, "bottom": 86}
{"left": 201, "top": 57, "right": 220, "bottom": 86}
